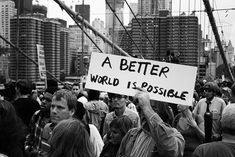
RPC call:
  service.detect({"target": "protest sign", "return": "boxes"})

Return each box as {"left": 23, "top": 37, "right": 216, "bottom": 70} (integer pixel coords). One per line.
{"left": 36, "top": 44, "right": 47, "bottom": 80}
{"left": 85, "top": 52, "right": 197, "bottom": 106}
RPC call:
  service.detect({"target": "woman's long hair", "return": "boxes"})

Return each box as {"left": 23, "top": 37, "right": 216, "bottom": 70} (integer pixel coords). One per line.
{"left": 0, "top": 100, "right": 26, "bottom": 156}
{"left": 48, "top": 119, "right": 95, "bottom": 157}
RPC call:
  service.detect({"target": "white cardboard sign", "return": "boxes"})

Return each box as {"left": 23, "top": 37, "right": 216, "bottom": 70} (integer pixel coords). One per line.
{"left": 85, "top": 52, "right": 197, "bottom": 106}
{"left": 36, "top": 44, "right": 47, "bottom": 80}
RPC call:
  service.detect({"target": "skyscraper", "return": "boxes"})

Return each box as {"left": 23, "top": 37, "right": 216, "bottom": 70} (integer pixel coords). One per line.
{"left": 68, "top": 25, "right": 90, "bottom": 76}
{"left": 137, "top": 0, "right": 172, "bottom": 16}
{"left": 60, "top": 27, "right": 69, "bottom": 76}
{"left": 0, "top": 0, "right": 17, "bottom": 48}
{"left": 105, "top": 0, "right": 124, "bottom": 35}
{"left": 10, "top": 15, "right": 62, "bottom": 82}
{"left": 129, "top": 3, "right": 138, "bottom": 24}
{"left": 91, "top": 18, "right": 106, "bottom": 53}
{"left": 10, "top": 15, "right": 44, "bottom": 81}
{"left": 44, "top": 19, "right": 61, "bottom": 80}
{"left": 13, "top": 0, "right": 32, "bottom": 15}
{"left": 75, "top": 4, "right": 90, "bottom": 23}
{"left": 131, "top": 15, "right": 199, "bottom": 66}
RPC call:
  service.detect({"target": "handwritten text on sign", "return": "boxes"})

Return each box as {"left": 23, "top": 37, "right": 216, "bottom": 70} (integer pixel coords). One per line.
{"left": 85, "top": 53, "right": 197, "bottom": 106}
{"left": 36, "top": 44, "right": 46, "bottom": 80}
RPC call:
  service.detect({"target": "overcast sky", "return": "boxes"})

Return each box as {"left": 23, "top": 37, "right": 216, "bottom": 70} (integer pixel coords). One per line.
{"left": 36, "top": 0, "right": 235, "bottom": 48}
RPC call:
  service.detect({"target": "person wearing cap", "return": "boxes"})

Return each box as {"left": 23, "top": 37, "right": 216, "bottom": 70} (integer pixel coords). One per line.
{"left": 193, "top": 82, "right": 226, "bottom": 141}
{"left": 24, "top": 88, "right": 55, "bottom": 155}
{"left": 102, "top": 92, "right": 140, "bottom": 137}
{"left": 192, "top": 103, "right": 235, "bottom": 157}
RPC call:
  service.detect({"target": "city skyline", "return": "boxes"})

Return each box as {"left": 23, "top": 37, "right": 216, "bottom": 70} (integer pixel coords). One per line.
{"left": 36, "top": 0, "right": 235, "bottom": 48}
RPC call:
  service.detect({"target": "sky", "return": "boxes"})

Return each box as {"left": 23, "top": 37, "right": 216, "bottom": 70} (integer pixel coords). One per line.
{"left": 35, "top": 0, "right": 235, "bottom": 48}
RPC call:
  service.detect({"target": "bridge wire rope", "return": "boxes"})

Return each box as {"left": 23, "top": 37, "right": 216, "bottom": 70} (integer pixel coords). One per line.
{"left": 105, "top": 0, "right": 142, "bottom": 56}
{"left": 123, "top": 0, "right": 160, "bottom": 60}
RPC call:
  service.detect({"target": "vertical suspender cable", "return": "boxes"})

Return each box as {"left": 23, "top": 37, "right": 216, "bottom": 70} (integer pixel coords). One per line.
{"left": 202, "top": 0, "right": 234, "bottom": 82}
{"left": 16, "top": 0, "right": 20, "bottom": 80}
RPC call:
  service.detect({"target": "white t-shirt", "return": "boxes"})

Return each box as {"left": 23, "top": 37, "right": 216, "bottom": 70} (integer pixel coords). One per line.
{"left": 89, "top": 124, "right": 104, "bottom": 157}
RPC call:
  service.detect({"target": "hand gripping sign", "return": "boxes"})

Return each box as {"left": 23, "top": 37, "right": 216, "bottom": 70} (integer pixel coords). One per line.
{"left": 85, "top": 52, "right": 197, "bottom": 106}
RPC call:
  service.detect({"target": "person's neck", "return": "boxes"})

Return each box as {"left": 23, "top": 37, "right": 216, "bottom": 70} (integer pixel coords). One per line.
{"left": 206, "top": 96, "right": 214, "bottom": 102}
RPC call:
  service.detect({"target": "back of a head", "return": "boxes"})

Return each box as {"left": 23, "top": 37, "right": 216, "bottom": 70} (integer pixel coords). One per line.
{"left": 230, "top": 82, "right": 235, "bottom": 96}
{"left": 87, "top": 89, "right": 100, "bottom": 101}
{"left": 221, "top": 104, "right": 235, "bottom": 134}
{"left": 110, "top": 115, "right": 133, "bottom": 135}
{"left": 74, "top": 101, "right": 86, "bottom": 120}
{"left": 16, "top": 79, "right": 32, "bottom": 95}
{"left": 49, "top": 119, "right": 94, "bottom": 157}
{"left": 45, "top": 87, "right": 59, "bottom": 95}
{"left": 0, "top": 100, "right": 17, "bottom": 124}
{"left": 47, "top": 79, "right": 58, "bottom": 89}
{"left": 0, "top": 100, "right": 25, "bottom": 151}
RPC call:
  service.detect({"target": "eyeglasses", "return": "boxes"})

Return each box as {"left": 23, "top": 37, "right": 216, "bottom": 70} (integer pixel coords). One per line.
{"left": 204, "top": 88, "right": 212, "bottom": 92}
{"left": 109, "top": 93, "right": 125, "bottom": 100}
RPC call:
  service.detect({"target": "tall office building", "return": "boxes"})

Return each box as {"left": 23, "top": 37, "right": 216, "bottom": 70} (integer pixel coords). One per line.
{"left": 10, "top": 15, "right": 62, "bottom": 82}
{"left": 47, "top": 18, "right": 69, "bottom": 77}
{"left": 0, "top": 0, "right": 17, "bottom": 48}
{"left": 13, "top": 0, "right": 32, "bottom": 15}
{"left": 10, "top": 15, "right": 44, "bottom": 81}
{"left": 58, "top": 22, "right": 69, "bottom": 76}
{"left": 0, "top": 55, "right": 9, "bottom": 80}
{"left": 168, "top": 16, "right": 199, "bottom": 66}
{"left": 129, "top": 3, "right": 138, "bottom": 24}
{"left": 75, "top": 4, "right": 90, "bottom": 23}
{"left": 116, "top": 25, "right": 132, "bottom": 55}
{"left": 137, "top": 0, "right": 172, "bottom": 16}
{"left": 44, "top": 19, "right": 61, "bottom": 80}
{"left": 68, "top": 25, "right": 90, "bottom": 76}
{"left": 91, "top": 18, "right": 106, "bottom": 53}
{"left": 131, "top": 15, "right": 199, "bottom": 66}
{"left": 105, "top": 0, "right": 124, "bottom": 35}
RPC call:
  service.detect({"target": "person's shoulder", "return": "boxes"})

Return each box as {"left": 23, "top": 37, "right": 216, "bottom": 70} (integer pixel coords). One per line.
{"left": 198, "top": 98, "right": 206, "bottom": 104}
{"left": 194, "top": 141, "right": 234, "bottom": 156}
{"left": 126, "top": 127, "right": 142, "bottom": 137}
{"left": 88, "top": 123, "right": 98, "bottom": 131}
{"left": 197, "top": 141, "right": 227, "bottom": 151}
{"left": 125, "top": 106, "right": 138, "bottom": 115}
{"left": 43, "top": 122, "right": 53, "bottom": 130}
{"left": 215, "top": 97, "right": 227, "bottom": 104}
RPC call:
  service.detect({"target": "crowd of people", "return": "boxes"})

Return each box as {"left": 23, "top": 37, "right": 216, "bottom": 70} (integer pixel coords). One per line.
{"left": 0, "top": 78, "right": 235, "bottom": 157}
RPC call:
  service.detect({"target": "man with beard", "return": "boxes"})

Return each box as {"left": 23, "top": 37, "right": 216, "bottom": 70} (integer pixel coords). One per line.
{"left": 116, "top": 87, "right": 185, "bottom": 157}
